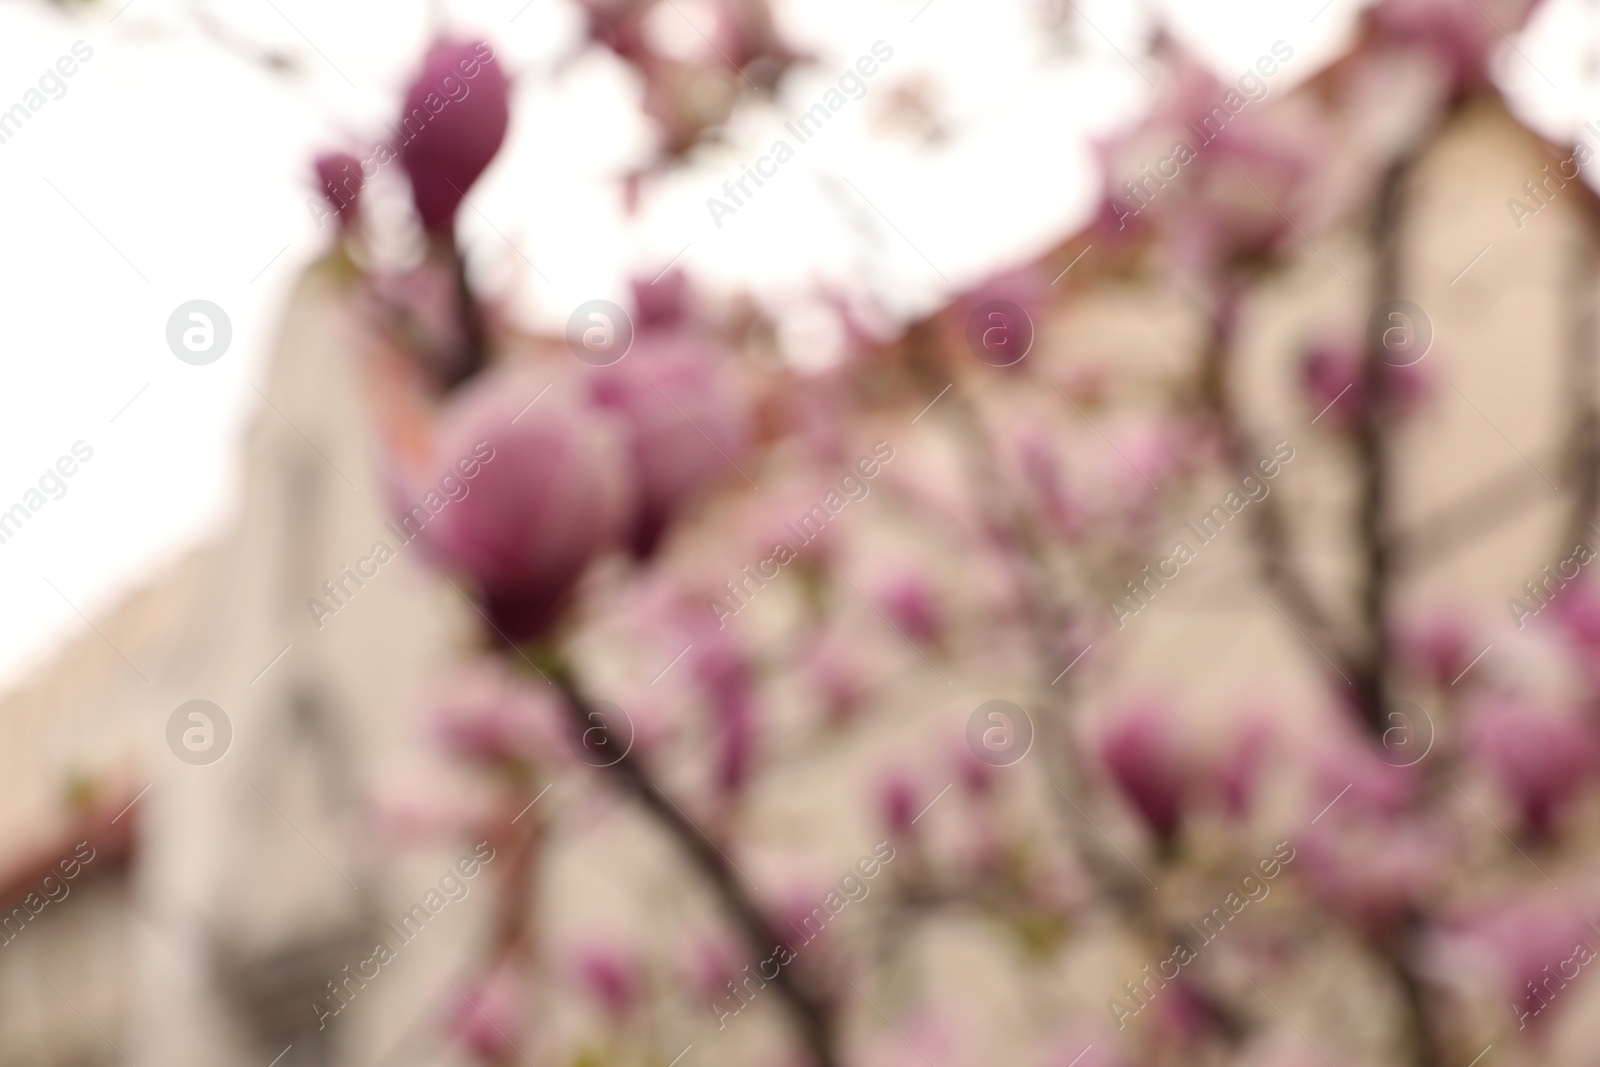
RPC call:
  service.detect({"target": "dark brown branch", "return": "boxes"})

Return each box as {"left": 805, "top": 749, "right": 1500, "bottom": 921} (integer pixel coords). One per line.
{"left": 440, "top": 237, "right": 490, "bottom": 391}
{"left": 1363, "top": 151, "right": 1442, "bottom": 1067}
{"left": 1351, "top": 158, "right": 1411, "bottom": 738}
{"left": 1385, "top": 923, "right": 1444, "bottom": 1067}
{"left": 545, "top": 663, "right": 840, "bottom": 1067}
{"left": 1197, "top": 289, "right": 1360, "bottom": 687}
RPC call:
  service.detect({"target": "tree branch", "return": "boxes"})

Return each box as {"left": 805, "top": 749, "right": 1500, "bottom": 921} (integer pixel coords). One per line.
{"left": 544, "top": 661, "right": 841, "bottom": 1067}
{"left": 1197, "top": 284, "right": 1361, "bottom": 686}
{"left": 1351, "top": 157, "right": 1412, "bottom": 738}
{"left": 914, "top": 331, "right": 1255, "bottom": 1049}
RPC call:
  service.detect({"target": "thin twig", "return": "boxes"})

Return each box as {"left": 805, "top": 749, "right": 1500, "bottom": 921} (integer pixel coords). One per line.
{"left": 1197, "top": 283, "right": 1357, "bottom": 688}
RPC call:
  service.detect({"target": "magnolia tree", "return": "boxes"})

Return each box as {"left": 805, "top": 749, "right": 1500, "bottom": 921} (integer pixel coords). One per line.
{"left": 306, "top": 2, "right": 1600, "bottom": 1065}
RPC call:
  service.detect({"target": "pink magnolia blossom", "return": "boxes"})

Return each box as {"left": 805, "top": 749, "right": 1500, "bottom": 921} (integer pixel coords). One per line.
{"left": 1442, "top": 893, "right": 1596, "bottom": 1028}
{"left": 425, "top": 658, "right": 565, "bottom": 765}
{"left": 1048, "top": 623, "right": 1103, "bottom": 680}
{"left": 1097, "top": 51, "right": 1332, "bottom": 274}
{"left": 1150, "top": 982, "right": 1213, "bottom": 1042}
{"left": 679, "top": 930, "right": 744, "bottom": 1000}
{"left": 1099, "top": 417, "right": 1195, "bottom": 530}
{"left": 1398, "top": 607, "right": 1479, "bottom": 686}
{"left": 951, "top": 736, "right": 996, "bottom": 796}
{"left": 573, "top": 0, "right": 653, "bottom": 65}
{"left": 1116, "top": 417, "right": 1193, "bottom": 487}
{"left": 1295, "top": 722, "right": 1435, "bottom": 931}
{"left": 774, "top": 885, "right": 840, "bottom": 952}
{"left": 572, "top": 940, "right": 644, "bottom": 1018}
{"left": 1206, "top": 714, "right": 1275, "bottom": 818}
{"left": 1548, "top": 579, "right": 1600, "bottom": 653}
{"left": 1301, "top": 341, "right": 1361, "bottom": 426}
{"left": 585, "top": 330, "right": 750, "bottom": 557}
{"left": 578, "top": 0, "right": 795, "bottom": 76}
{"left": 799, "top": 632, "right": 870, "bottom": 726}
{"left": 633, "top": 271, "right": 688, "bottom": 331}
{"left": 1012, "top": 425, "right": 1087, "bottom": 541}
{"left": 1297, "top": 815, "right": 1449, "bottom": 933}
{"left": 399, "top": 38, "right": 511, "bottom": 234}
{"left": 414, "top": 367, "right": 635, "bottom": 641}
{"left": 725, "top": 477, "right": 840, "bottom": 571}
{"left": 690, "top": 629, "right": 758, "bottom": 795}
{"left": 1465, "top": 696, "right": 1600, "bottom": 835}
{"left": 1307, "top": 727, "right": 1418, "bottom": 817}
{"left": 1371, "top": 0, "right": 1547, "bottom": 95}
{"left": 878, "top": 769, "right": 920, "bottom": 838}
{"left": 949, "top": 264, "right": 1050, "bottom": 364}
{"left": 875, "top": 569, "right": 945, "bottom": 647}
{"left": 1300, "top": 338, "right": 1430, "bottom": 428}
{"left": 448, "top": 965, "right": 526, "bottom": 1060}
{"left": 572, "top": 0, "right": 797, "bottom": 159}
{"left": 956, "top": 264, "right": 1050, "bottom": 321}
{"left": 1097, "top": 697, "right": 1191, "bottom": 840}
{"left": 1174, "top": 106, "right": 1328, "bottom": 269}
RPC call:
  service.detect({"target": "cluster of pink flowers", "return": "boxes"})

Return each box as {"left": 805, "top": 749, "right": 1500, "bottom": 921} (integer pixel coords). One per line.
{"left": 301, "top": 1, "right": 1600, "bottom": 1065}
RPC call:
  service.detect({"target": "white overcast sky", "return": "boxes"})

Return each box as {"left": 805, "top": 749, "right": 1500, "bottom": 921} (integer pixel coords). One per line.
{"left": 0, "top": 0, "right": 1590, "bottom": 689}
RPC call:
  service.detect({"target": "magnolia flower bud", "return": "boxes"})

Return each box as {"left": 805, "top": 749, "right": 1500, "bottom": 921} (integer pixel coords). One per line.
{"left": 799, "top": 633, "right": 869, "bottom": 726}
{"left": 1301, "top": 342, "right": 1361, "bottom": 426}
{"left": 632, "top": 271, "right": 688, "bottom": 331}
{"left": 1444, "top": 893, "right": 1593, "bottom": 1029}
{"left": 414, "top": 367, "right": 635, "bottom": 642}
{"left": 1371, "top": 0, "right": 1546, "bottom": 96}
{"left": 1013, "top": 426, "right": 1086, "bottom": 541}
{"left": 399, "top": 38, "right": 511, "bottom": 234}
{"left": 1208, "top": 714, "right": 1274, "bottom": 819}
{"left": 878, "top": 769, "right": 919, "bottom": 838}
{"left": 688, "top": 629, "right": 758, "bottom": 795}
{"left": 952, "top": 736, "right": 996, "bottom": 796}
{"left": 1301, "top": 339, "right": 1431, "bottom": 428}
{"left": 1549, "top": 580, "right": 1600, "bottom": 652}
{"left": 679, "top": 931, "right": 744, "bottom": 1000}
{"left": 876, "top": 569, "right": 944, "bottom": 647}
{"left": 1296, "top": 815, "right": 1447, "bottom": 932}
{"left": 1397, "top": 608, "right": 1479, "bottom": 686}
{"left": 1308, "top": 727, "right": 1419, "bottom": 816}
{"left": 585, "top": 331, "right": 749, "bottom": 557}
{"left": 448, "top": 965, "right": 525, "bottom": 1060}
{"left": 1098, "top": 697, "right": 1189, "bottom": 840}
{"left": 950, "top": 264, "right": 1049, "bottom": 364}
{"left": 571, "top": 940, "right": 643, "bottom": 1018}
{"left": 1465, "top": 696, "right": 1600, "bottom": 835}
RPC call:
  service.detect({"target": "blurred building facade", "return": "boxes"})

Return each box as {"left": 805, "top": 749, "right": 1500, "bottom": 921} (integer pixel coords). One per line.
{"left": 0, "top": 257, "right": 479, "bottom": 1067}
